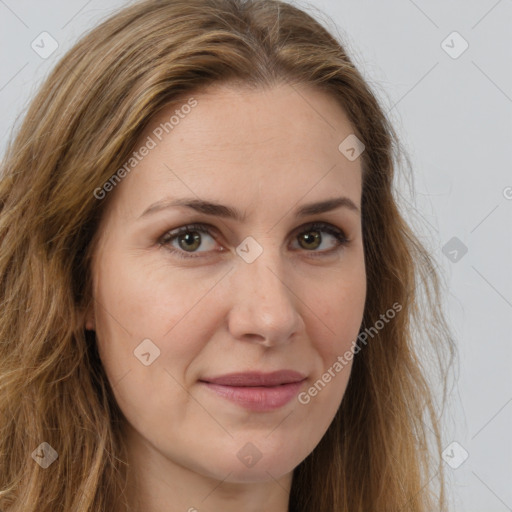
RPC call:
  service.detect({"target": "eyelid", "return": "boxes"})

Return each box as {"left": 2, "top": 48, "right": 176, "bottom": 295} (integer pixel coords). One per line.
{"left": 158, "top": 220, "right": 350, "bottom": 259}
{"left": 158, "top": 222, "right": 219, "bottom": 255}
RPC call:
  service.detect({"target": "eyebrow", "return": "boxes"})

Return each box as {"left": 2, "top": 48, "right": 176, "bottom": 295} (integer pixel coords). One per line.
{"left": 139, "top": 196, "right": 360, "bottom": 221}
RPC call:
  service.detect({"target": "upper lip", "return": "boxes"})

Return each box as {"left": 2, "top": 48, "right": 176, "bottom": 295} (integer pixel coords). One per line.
{"left": 200, "top": 370, "right": 306, "bottom": 387}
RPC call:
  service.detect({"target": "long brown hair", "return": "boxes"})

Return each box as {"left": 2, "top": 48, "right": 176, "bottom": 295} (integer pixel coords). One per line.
{"left": 0, "top": 0, "right": 455, "bottom": 510}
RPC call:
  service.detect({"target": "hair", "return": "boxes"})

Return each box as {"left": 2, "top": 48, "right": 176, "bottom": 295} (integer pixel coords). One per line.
{"left": 0, "top": 0, "right": 455, "bottom": 510}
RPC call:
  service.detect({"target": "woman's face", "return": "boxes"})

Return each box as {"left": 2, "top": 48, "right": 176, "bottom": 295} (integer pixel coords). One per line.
{"left": 86, "top": 83, "right": 366, "bottom": 487}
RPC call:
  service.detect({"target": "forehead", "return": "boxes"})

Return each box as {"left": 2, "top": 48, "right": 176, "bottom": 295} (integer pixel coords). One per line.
{"left": 104, "top": 82, "right": 362, "bottom": 220}
{"left": 145, "top": 82, "right": 357, "bottom": 153}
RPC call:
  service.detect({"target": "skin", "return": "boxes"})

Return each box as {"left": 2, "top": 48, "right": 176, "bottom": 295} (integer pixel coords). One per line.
{"left": 85, "top": 82, "right": 366, "bottom": 512}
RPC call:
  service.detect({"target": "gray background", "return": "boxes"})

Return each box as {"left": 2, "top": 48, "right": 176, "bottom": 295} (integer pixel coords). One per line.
{"left": 1, "top": 0, "right": 511, "bottom": 510}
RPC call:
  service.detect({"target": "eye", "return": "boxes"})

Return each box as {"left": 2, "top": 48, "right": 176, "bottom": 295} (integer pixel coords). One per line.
{"left": 291, "top": 221, "right": 349, "bottom": 257}
{"left": 158, "top": 223, "right": 220, "bottom": 259}
{"left": 158, "top": 221, "right": 349, "bottom": 260}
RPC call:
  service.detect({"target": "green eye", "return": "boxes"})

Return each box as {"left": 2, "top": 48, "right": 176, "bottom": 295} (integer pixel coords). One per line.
{"left": 293, "top": 222, "right": 348, "bottom": 255}
{"left": 159, "top": 223, "right": 218, "bottom": 258}
{"left": 159, "top": 221, "right": 349, "bottom": 260}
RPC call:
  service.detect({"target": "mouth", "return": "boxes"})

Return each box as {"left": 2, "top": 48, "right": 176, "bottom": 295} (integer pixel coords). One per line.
{"left": 199, "top": 370, "right": 307, "bottom": 412}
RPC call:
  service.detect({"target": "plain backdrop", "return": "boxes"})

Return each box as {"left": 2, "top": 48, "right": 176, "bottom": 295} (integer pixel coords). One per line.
{"left": 0, "top": 1, "right": 511, "bottom": 510}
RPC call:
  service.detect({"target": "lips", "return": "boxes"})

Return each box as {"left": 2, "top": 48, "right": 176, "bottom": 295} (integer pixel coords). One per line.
{"left": 201, "top": 370, "right": 306, "bottom": 387}
{"left": 199, "top": 370, "right": 307, "bottom": 412}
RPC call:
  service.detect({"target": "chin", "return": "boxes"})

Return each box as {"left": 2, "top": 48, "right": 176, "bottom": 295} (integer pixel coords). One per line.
{"left": 196, "top": 444, "right": 303, "bottom": 484}
{"left": 214, "top": 460, "right": 296, "bottom": 484}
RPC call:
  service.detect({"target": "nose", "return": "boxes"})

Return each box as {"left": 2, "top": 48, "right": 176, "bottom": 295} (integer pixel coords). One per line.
{"left": 226, "top": 247, "right": 304, "bottom": 347}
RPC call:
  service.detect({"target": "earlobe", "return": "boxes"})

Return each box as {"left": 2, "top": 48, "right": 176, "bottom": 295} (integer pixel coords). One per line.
{"left": 84, "top": 306, "right": 95, "bottom": 331}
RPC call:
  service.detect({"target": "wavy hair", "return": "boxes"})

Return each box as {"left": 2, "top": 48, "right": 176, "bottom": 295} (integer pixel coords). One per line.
{"left": 0, "top": 0, "right": 455, "bottom": 510}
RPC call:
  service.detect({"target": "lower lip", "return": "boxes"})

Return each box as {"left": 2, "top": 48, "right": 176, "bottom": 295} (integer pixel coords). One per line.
{"left": 201, "top": 380, "right": 305, "bottom": 412}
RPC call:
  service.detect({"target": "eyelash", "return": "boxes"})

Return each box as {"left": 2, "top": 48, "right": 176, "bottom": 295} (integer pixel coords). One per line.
{"left": 158, "top": 221, "right": 349, "bottom": 260}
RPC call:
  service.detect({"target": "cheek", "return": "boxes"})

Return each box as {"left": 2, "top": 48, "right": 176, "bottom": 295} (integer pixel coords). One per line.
{"left": 91, "top": 256, "right": 209, "bottom": 427}
{"left": 296, "top": 270, "right": 365, "bottom": 437}
{"left": 95, "top": 248, "right": 214, "bottom": 338}
{"left": 92, "top": 250, "right": 223, "bottom": 386}
{"left": 310, "top": 263, "right": 366, "bottom": 360}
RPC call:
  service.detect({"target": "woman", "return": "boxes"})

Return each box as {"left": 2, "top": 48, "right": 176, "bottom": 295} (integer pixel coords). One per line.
{"left": 0, "top": 0, "right": 454, "bottom": 510}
